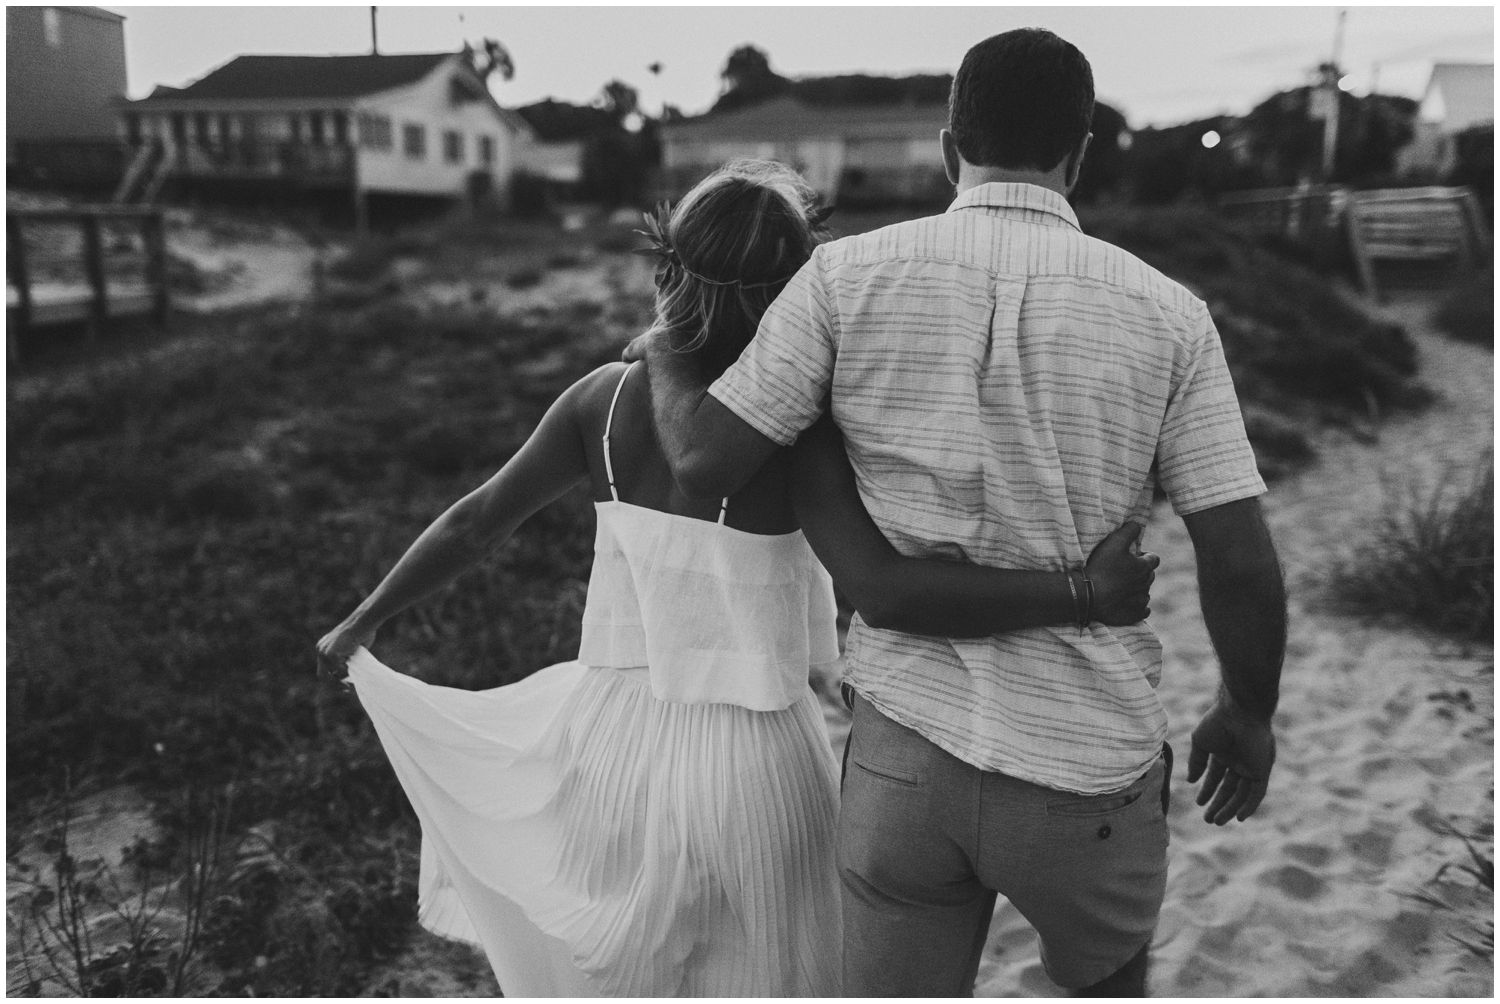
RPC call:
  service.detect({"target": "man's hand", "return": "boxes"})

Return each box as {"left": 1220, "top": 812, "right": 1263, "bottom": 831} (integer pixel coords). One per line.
{"left": 315, "top": 619, "right": 376, "bottom": 682}
{"left": 1084, "top": 522, "right": 1159, "bottom": 625}
{"left": 1186, "top": 695, "right": 1275, "bottom": 825}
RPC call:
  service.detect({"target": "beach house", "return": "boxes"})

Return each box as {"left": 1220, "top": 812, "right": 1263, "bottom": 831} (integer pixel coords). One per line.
{"left": 117, "top": 49, "right": 535, "bottom": 214}
{"left": 1396, "top": 62, "right": 1494, "bottom": 178}
{"left": 6, "top": 6, "right": 130, "bottom": 186}
{"left": 658, "top": 95, "right": 949, "bottom": 206}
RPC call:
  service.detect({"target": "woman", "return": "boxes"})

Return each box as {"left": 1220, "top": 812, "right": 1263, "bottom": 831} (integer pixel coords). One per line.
{"left": 316, "top": 160, "right": 1156, "bottom": 996}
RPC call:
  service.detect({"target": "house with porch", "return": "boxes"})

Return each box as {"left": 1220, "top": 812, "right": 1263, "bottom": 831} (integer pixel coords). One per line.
{"left": 1396, "top": 62, "right": 1494, "bottom": 178}
{"left": 117, "top": 50, "right": 535, "bottom": 214}
{"left": 657, "top": 95, "right": 950, "bottom": 206}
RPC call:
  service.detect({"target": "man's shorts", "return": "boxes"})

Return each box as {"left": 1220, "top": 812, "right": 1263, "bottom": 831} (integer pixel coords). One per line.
{"left": 838, "top": 693, "right": 1171, "bottom": 993}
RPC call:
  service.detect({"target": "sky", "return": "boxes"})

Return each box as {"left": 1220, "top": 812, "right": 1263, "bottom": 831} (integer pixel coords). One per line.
{"left": 111, "top": 4, "right": 1494, "bottom": 128}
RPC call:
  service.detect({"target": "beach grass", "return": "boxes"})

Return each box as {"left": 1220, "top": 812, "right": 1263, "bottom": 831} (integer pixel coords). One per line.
{"left": 1325, "top": 459, "right": 1494, "bottom": 641}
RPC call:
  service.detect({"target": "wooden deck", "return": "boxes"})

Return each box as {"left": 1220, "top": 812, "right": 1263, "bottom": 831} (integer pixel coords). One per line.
{"left": 7, "top": 207, "right": 169, "bottom": 356}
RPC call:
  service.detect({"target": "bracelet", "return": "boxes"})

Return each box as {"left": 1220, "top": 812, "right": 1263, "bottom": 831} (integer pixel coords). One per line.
{"left": 1064, "top": 569, "right": 1085, "bottom": 632}
{"left": 1081, "top": 571, "right": 1095, "bottom": 627}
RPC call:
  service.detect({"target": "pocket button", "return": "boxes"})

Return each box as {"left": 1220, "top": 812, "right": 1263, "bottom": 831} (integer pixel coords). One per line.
{"left": 1098, "top": 824, "right": 1112, "bottom": 839}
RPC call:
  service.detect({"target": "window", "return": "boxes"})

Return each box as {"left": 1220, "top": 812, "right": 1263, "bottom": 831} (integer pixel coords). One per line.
{"left": 194, "top": 113, "right": 211, "bottom": 144}
{"left": 332, "top": 112, "right": 350, "bottom": 146}
{"left": 359, "top": 113, "right": 393, "bottom": 151}
{"left": 42, "top": 7, "right": 61, "bottom": 47}
{"left": 309, "top": 111, "right": 326, "bottom": 145}
{"left": 443, "top": 130, "right": 464, "bottom": 164}
{"left": 478, "top": 135, "right": 495, "bottom": 165}
{"left": 289, "top": 114, "right": 304, "bottom": 143}
{"left": 403, "top": 123, "right": 426, "bottom": 160}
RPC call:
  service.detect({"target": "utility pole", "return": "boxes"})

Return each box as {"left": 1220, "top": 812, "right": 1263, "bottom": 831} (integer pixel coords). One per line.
{"left": 370, "top": 6, "right": 379, "bottom": 55}
{"left": 1318, "top": 8, "right": 1347, "bottom": 181}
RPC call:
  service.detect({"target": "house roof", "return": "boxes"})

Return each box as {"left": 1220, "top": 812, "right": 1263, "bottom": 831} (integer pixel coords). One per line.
{"left": 63, "top": 7, "right": 126, "bottom": 23}
{"left": 662, "top": 95, "right": 948, "bottom": 143}
{"left": 132, "top": 52, "right": 457, "bottom": 103}
{"left": 1421, "top": 63, "right": 1494, "bottom": 131}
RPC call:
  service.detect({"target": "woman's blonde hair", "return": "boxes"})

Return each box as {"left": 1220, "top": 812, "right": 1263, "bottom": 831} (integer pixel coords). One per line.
{"left": 642, "top": 160, "right": 829, "bottom": 377}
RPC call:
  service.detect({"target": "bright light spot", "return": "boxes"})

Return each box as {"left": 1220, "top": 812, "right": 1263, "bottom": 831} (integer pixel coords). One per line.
{"left": 623, "top": 111, "right": 645, "bottom": 133}
{"left": 1338, "top": 74, "right": 1357, "bottom": 92}
{"left": 1201, "top": 130, "right": 1222, "bottom": 150}
{"left": 1117, "top": 131, "right": 1134, "bottom": 152}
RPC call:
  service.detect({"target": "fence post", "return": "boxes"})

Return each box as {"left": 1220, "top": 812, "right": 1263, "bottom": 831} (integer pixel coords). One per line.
{"left": 82, "top": 213, "right": 107, "bottom": 340}
{"left": 7, "top": 214, "right": 31, "bottom": 362}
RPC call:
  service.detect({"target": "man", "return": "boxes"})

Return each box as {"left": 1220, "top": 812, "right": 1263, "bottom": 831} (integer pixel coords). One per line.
{"left": 634, "top": 28, "right": 1285, "bottom": 997}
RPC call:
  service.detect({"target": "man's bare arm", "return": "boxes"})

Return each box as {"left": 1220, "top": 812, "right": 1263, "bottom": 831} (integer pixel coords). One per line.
{"left": 1181, "top": 497, "right": 1287, "bottom": 825}
{"left": 638, "top": 333, "right": 782, "bottom": 498}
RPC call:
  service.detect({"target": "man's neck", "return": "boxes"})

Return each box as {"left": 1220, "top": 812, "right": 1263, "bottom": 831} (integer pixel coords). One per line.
{"left": 955, "top": 163, "right": 1069, "bottom": 199}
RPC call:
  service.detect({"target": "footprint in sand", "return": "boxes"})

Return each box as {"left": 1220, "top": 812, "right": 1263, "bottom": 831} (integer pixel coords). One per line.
{"left": 1263, "top": 862, "right": 1329, "bottom": 900}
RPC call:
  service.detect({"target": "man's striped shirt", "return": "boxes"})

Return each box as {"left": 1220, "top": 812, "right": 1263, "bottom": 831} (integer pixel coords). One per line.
{"left": 710, "top": 182, "right": 1266, "bottom": 794}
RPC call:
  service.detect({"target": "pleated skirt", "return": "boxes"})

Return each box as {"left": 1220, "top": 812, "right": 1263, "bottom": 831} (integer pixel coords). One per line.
{"left": 347, "top": 649, "right": 843, "bottom": 997}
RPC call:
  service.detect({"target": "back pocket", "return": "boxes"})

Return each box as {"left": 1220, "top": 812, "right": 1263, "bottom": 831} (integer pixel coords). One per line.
{"left": 851, "top": 757, "right": 919, "bottom": 787}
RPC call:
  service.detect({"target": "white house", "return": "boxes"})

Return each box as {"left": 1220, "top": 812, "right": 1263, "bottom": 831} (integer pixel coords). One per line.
{"left": 658, "top": 96, "right": 950, "bottom": 206}
{"left": 118, "top": 50, "right": 535, "bottom": 209}
{"left": 1397, "top": 62, "right": 1494, "bottom": 178}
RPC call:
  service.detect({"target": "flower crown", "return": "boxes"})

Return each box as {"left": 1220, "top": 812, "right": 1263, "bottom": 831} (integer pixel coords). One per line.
{"left": 633, "top": 199, "right": 834, "bottom": 290}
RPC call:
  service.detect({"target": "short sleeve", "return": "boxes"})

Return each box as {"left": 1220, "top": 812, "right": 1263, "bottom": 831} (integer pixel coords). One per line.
{"left": 708, "top": 248, "right": 837, "bottom": 446}
{"left": 1156, "top": 302, "right": 1267, "bottom": 515}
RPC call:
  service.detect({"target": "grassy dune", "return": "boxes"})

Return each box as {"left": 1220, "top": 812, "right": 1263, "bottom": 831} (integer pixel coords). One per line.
{"left": 5, "top": 206, "right": 1445, "bottom": 994}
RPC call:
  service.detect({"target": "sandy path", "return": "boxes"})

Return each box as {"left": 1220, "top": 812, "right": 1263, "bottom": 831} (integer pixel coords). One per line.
{"left": 970, "top": 294, "right": 1494, "bottom": 996}
{"left": 169, "top": 223, "right": 320, "bottom": 313}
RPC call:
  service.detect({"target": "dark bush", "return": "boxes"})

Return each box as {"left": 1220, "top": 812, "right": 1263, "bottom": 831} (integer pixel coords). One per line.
{"left": 1432, "top": 271, "right": 1494, "bottom": 348}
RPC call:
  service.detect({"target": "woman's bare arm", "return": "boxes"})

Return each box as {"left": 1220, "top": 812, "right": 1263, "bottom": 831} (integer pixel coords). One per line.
{"left": 789, "top": 415, "right": 1156, "bottom": 638}
{"left": 316, "top": 366, "right": 608, "bottom": 673}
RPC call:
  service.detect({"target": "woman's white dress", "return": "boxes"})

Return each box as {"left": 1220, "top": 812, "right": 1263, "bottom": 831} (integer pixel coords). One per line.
{"left": 347, "top": 368, "right": 843, "bottom": 996}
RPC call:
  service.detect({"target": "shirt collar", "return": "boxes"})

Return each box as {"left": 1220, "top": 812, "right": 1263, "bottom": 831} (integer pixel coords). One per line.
{"left": 946, "top": 182, "right": 1081, "bottom": 232}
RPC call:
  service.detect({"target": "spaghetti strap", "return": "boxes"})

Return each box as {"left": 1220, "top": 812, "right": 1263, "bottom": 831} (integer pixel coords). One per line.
{"left": 601, "top": 363, "right": 635, "bottom": 502}
{"left": 601, "top": 360, "right": 730, "bottom": 518}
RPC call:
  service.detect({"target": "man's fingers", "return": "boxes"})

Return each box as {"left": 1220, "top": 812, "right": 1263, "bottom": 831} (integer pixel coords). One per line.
{"left": 1205, "top": 774, "right": 1244, "bottom": 825}
{"left": 1186, "top": 743, "right": 1208, "bottom": 783}
{"left": 1236, "top": 780, "right": 1268, "bottom": 821}
{"left": 1140, "top": 550, "right": 1161, "bottom": 570}
{"left": 1195, "top": 757, "right": 1227, "bottom": 806}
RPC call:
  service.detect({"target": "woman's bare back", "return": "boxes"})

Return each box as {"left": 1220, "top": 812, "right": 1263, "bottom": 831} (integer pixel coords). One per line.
{"left": 577, "top": 362, "right": 798, "bottom": 536}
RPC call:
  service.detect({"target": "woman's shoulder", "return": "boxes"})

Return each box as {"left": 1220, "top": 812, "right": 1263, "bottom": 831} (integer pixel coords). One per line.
{"left": 552, "top": 361, "right": 634, "bottom": 423}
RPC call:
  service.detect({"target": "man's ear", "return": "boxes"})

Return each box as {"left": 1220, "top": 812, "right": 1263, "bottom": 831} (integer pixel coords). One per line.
{"left": 1064, "top": 132, "right": 1093, "bottom": 193}
{"left": 940, "top": 128, "right": 961, "bottom": 186}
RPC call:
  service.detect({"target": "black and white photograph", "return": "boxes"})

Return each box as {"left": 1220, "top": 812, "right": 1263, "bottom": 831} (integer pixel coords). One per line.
{"left": 6, "top": 4, "right": 1493, "bottom": 997}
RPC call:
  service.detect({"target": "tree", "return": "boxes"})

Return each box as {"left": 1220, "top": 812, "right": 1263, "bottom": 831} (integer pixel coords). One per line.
{"left": 599, "top": 80, "right": 640, "bottom": 125}
{"left": 713, "top": 45, "right": 789, "bottom": 113}
{"left": 1072, "top": 101, "right": 1130, "bottom": 204}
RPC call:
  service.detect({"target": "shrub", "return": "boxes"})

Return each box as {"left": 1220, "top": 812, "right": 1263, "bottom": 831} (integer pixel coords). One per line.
{"left": 1080, "top": 204, "right": 1432, "bottom": 473}
{"left": 1432, "top": 271, "right": 1494, "bottom": 348}
{"left": 1325, "top": 460, "right": 1494, "bottom": 641}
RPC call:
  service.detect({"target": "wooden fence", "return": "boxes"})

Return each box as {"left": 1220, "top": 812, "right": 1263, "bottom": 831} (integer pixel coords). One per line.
{"left": 1217, "top": 184, "right": 1489, "bottom": 300}
{"left": 7, "top": 206, "right": 170, "bottom": 358}
{"left": 1345, "top": 187, "right": 1490, "bottom": 300}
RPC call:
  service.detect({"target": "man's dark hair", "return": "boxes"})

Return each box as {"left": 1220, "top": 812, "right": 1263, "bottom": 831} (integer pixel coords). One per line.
{"left": 949, "top": 28, "right": 1095, "bottom": 171}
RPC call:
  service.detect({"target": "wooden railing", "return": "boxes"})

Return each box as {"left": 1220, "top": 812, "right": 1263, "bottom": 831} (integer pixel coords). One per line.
{"left": 1217, "top": 184, "right": 1489, "bottom": 300}
{"left": 1346, "top": 187, "right": 1489, "bottom": 300}
{"left": 7, "top": 206, "right": 169, "bottom": 355}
